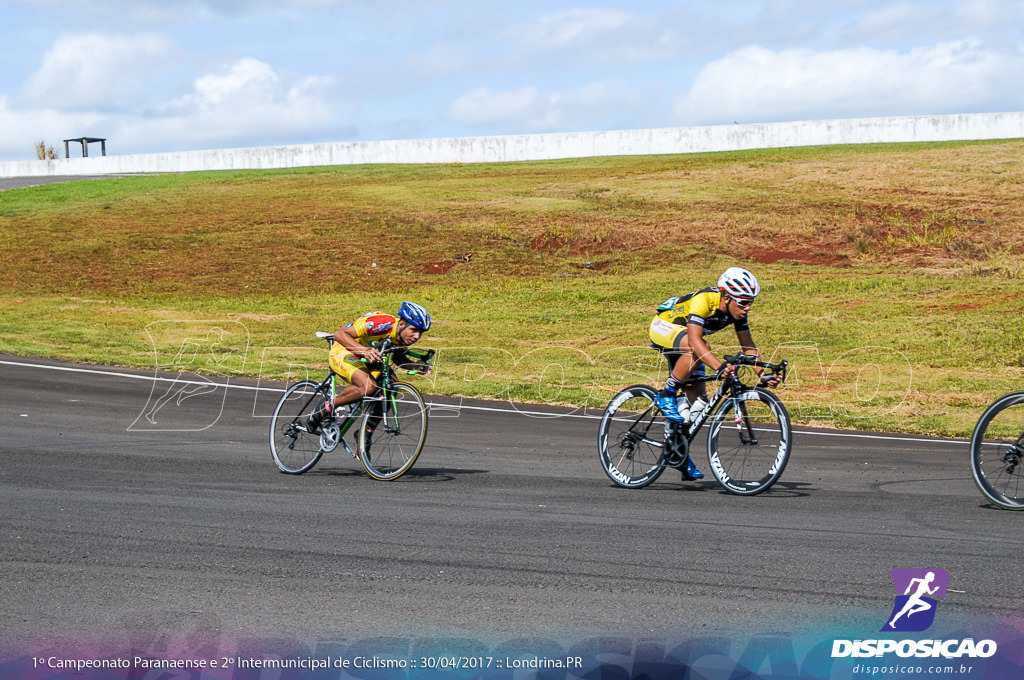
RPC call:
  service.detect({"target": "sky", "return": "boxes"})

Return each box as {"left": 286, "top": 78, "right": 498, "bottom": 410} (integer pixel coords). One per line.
{"left": 1, "top": 0, "right": 1022, "bottom": 162}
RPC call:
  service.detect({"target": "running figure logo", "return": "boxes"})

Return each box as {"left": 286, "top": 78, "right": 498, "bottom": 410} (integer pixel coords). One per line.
{"left": 881, "top": 568, "right": 950, "bottom": 632}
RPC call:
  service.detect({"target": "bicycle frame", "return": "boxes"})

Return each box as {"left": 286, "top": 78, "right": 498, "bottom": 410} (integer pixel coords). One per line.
{"left": 667, "top": 354, "right": 789, "bottom": 458}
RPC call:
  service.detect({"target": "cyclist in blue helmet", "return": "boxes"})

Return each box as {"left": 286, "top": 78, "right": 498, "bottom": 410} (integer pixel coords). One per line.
{"left": 306, "top": 301, "right": 432, "bottom": 431}
{"left": 398, "top": 301, "right": 431, "bottom": 333}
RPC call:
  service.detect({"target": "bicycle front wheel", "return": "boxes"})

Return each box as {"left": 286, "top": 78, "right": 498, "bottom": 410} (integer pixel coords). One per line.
{"left": 706, "top": 388, "right": 792, "bottom": 495}
{"left": 269, "top": 380, "right": 327, "bottom": 474}
{"left": 970, "top": 392, "right": 1024, "bottom": 510}
{"left": 597, "top": 385, "right": 667, "bottom": 488}
{"left": 358, "top": 382, "right": 428, "bottom": 481}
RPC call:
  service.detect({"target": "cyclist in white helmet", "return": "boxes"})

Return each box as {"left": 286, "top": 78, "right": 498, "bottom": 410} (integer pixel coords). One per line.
{"left": 649, "top": 267, "right": 777, "bottom": 480}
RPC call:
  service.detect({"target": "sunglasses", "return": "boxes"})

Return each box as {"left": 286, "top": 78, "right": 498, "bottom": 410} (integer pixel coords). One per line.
{"left": 731, "top": 297, "right": 754, "bottom": 310}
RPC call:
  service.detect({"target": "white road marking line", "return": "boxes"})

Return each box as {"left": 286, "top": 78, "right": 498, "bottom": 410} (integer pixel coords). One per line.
{"left": 0, "top": 358, "right": 966, "bottom": 445}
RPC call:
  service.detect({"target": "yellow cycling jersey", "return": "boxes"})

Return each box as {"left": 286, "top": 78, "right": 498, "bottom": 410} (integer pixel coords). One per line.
{"left": 345, "top": 311, "right": 403, "bottom": 345}
{"left": 654, "top": 288, "right": 749, "bottom": 336}
{"left": 328, "top": 311, "right": 403, "bottom": 382}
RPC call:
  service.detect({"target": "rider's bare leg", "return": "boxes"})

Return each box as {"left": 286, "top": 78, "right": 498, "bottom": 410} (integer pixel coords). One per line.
{"left": 670, "top": 341, "right": 708, "bottom": 405}
{"left": 333, "top": 370, "right": 378, "bottom": 408}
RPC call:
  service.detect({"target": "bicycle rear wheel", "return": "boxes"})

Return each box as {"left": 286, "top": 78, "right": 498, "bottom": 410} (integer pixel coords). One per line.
{"left": 269, "top": 380, "right": 327, "bottom": 474}
{"left": 706, "top": 388, "right": 792, "bottom": 495}
{"left": 358, "top": 382, "right": 428, "bottom": 481}
{"left": 597, "top": 385, "right": 667, "bottom": 488}
{"left": 970, "top": 392, "right": 1024, "bottom": 510}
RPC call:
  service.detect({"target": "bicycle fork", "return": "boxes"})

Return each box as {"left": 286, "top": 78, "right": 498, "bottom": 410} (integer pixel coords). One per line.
{"left": 732, "top": 399, "right": 759, "bottom": 446}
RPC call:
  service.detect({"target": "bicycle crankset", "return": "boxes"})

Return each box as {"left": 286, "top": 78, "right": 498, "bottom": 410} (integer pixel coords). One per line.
{"left": 663, "top": 430, "right": 690, "bottom": 468}
{"left": 319, "top": 420, "right": 341, "bottom": 453}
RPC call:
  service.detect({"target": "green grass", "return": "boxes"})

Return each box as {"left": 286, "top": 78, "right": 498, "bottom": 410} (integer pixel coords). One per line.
{"left": 3, "top": 139, "right": 1024, "bottom": 438}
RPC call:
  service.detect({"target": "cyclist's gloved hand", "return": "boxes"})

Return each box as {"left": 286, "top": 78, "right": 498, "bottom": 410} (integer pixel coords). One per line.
{"left": 760, "top": 373, "right": 781, "bottom": 388}
{"left": 715, "top": 362, "right": 735, "bottom": 379}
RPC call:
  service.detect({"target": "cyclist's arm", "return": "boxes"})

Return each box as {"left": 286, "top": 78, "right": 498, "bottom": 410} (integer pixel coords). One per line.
{"left": 736, "top": 328, "right": 759, "bottom": 361}
{"left": 335, "top": 326, "right": 382, "bottom": 363}
{"left": 735, "top": 328, "right": 762, "bottom": 375}
{"left": 686, "top": 323, "right": 723, "bottom": 372}
{"left": 736, "top": 328, "right": 780, "bottom": 386}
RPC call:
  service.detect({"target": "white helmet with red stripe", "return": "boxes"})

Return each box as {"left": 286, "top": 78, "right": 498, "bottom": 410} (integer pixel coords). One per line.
{"left": 717, "top": 267, "right": 760, "bottom": 302}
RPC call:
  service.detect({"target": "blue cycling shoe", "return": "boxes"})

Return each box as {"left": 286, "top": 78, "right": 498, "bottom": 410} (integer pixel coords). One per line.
{"left": 682, "top": 458, "right": 705, "bottom": 480}
{"left": 653, "top": 394, "right": 687, "bottom": 423}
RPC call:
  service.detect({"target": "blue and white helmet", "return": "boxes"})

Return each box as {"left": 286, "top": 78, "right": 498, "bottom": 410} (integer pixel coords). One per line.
{"left": 717, "top": 267, "right": 760, "bottom": 302}
{"left": 398, "top": 301, "right": 431, "bottom": 331}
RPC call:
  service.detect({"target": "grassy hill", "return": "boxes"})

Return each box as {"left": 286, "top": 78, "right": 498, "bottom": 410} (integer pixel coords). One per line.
{"left": 2, "top": 139, "right": 1023, "bottom": 437}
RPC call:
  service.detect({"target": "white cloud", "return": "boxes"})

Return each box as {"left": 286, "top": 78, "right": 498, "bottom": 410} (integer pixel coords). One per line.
{"left": 513, "top": 8, "right": 633, "bottom": 50}
{"left": 674, "top": 39, "right": 1024, "bottom": 125}
{"left": 192, "top": 58, "right": 279, "bottom": 109}
{"left": 1, "top": 54, "right": 350, "bottom": 159}
{"left": 504, "top": 8, "right": 683, "bottom": 64}
{"left": 836, "top": 0, "right": 1024, "bottom": 48}
{"left": 19, "top": 32, "right": 176, "bottom": 111}
{"left": 448, "top": 80, "right": 650, "bottom": 132}
{"left": 144, "top": 58, "right": 347, "bottom": 148}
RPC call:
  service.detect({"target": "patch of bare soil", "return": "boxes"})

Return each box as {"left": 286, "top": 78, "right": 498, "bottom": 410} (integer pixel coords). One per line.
{"left": 423, "top": 261, "right": 456, "bottom": 275}
{"left": 749, "top": 248, "right": 848, "bottom": 266}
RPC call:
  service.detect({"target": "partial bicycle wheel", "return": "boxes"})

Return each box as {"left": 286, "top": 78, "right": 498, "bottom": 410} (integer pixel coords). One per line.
{"left": 970, "top": 392, "right": 1024, "bottom": 510}
{"left": 706, "top": 387, "right": 792, "bottom": 495}
{"left": 269, "top": 380, "right": 328, "bottom": 474}
{"left": 358, "top": 382, "right": 428, "bottom": 481}
{"left": 597, "top": 384, "right": 668, "bottom": 488}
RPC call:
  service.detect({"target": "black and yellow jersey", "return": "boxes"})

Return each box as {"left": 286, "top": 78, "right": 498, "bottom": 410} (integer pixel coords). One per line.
{"left": 654, "top": 288, "right": 749, "bottom": 335}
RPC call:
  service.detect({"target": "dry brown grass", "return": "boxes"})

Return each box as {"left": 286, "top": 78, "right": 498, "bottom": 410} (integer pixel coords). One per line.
{"left": 3, "top": 140, "right": 1022, "bottom": 298}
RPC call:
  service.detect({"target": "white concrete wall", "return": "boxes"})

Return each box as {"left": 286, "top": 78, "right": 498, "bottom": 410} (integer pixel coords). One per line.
{"left": 2, "top": 111, "right": 1022, "bottom": 178}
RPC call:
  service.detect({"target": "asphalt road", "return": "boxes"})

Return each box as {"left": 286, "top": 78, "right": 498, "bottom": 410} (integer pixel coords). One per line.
{"left": 1, "top": 354, "right": 1020, "bottom": 656}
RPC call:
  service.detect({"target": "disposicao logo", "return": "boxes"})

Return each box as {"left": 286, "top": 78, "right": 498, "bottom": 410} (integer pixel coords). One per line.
{"left": 831, "top": 568, "right": 998, "bottom": 660}
{"left": 881, "top": 568, "right": 949, "bottom": 632}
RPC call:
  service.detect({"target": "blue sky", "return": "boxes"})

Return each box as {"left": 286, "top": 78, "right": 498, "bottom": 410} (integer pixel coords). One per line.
{"left": 1, "top": 0, "right": 1022, "bottom": 161}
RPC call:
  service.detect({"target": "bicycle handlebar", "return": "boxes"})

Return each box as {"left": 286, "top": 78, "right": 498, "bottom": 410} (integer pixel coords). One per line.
{"left": 719, "top": 354, "right": 788, "bottom": 385}
{"left": 315, "top": 333, "right": 434, "bottom": 375}
{"left": 722, "top": 353, "right": 787, "bottom": 371}
{"left": 367, "top": 340, "right": 435, "bottom": 375}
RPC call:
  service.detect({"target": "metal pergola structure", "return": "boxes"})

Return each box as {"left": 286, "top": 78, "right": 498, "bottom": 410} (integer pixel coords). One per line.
{"left": 63, "top": 137, "right": 107, "bottom": 158}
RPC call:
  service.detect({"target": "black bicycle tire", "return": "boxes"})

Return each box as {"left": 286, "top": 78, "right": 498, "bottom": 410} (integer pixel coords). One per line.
{"left": 597, "top": 384, "right": 668, "bottom": 488}
{"left": 970, "top": 392, "right": 1024, "bottom": 510}
{"left": 706, "top": 387, "right": 792, "bottom": 495}
{"left": 269, "top": 380, "right": 328, "bottom": 474}
{"left": 358, "top": 382, "right": 428, "bottom": 481}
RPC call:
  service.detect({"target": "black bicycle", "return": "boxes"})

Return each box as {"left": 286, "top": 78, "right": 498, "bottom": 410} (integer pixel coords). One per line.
{"left": 598, "top": 353, "right": 792, "bottom": 495}
{"left": 970, "top": 392, "right": 1024, "bottom": 510}
{"left": 269, "top": 334, "right": 434, "bottom": 480}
